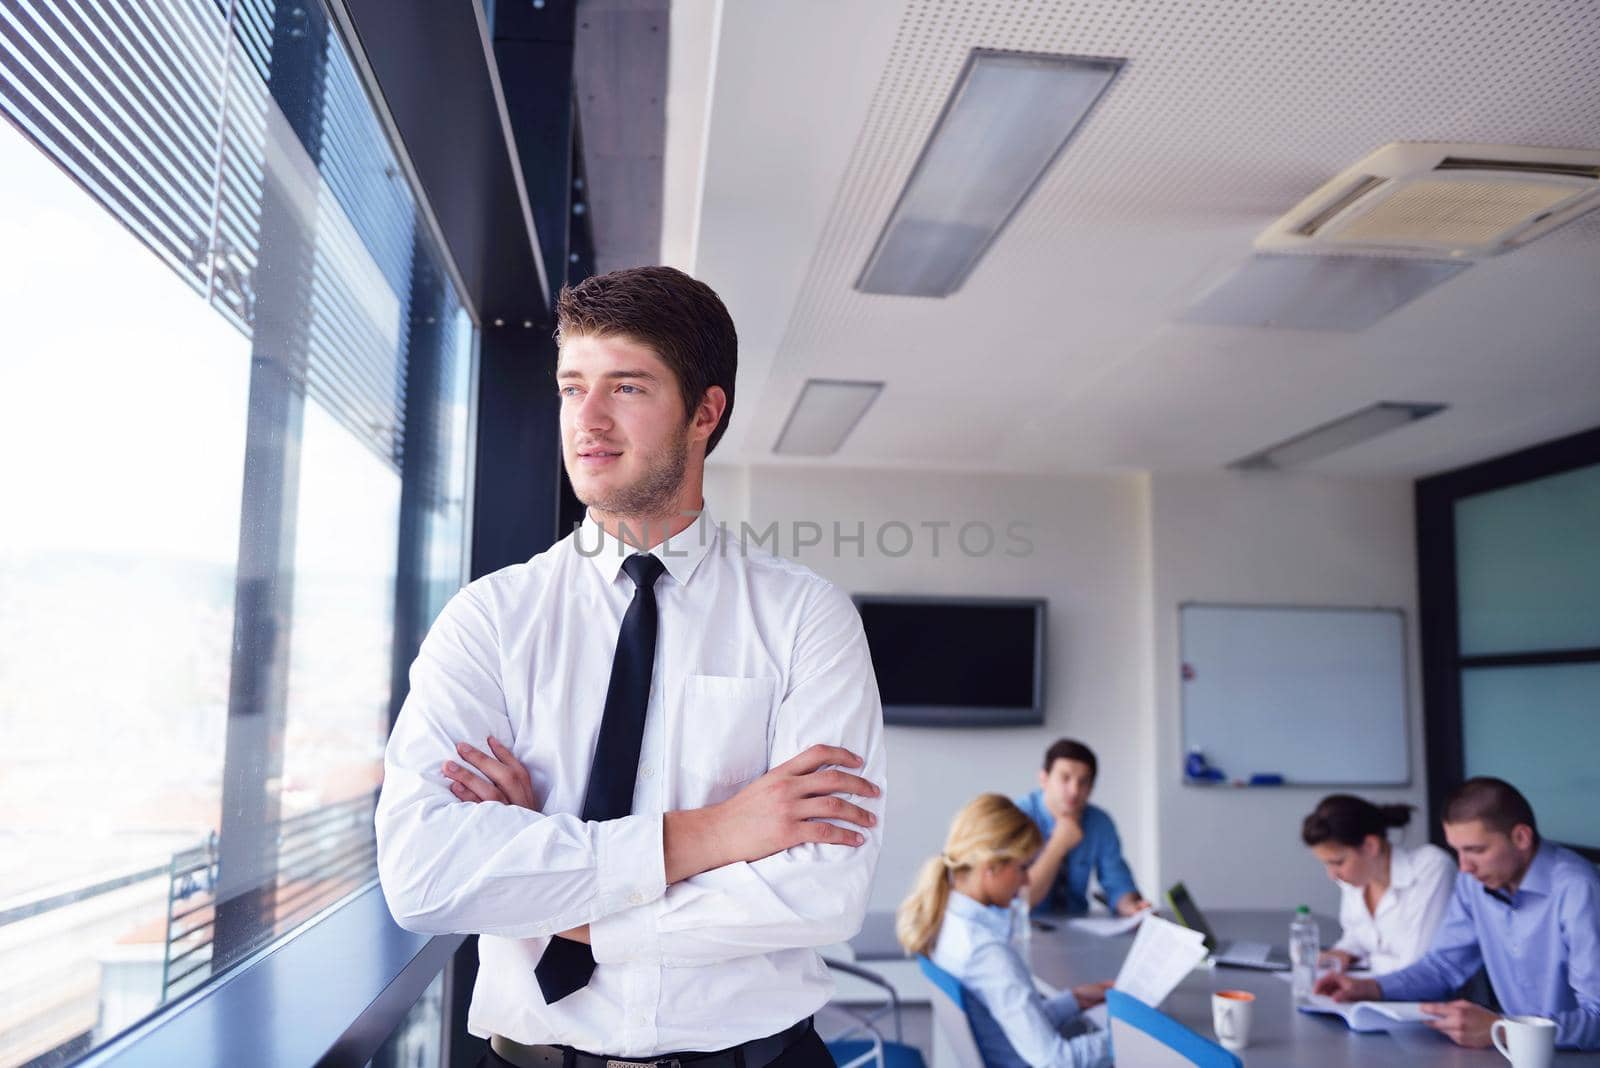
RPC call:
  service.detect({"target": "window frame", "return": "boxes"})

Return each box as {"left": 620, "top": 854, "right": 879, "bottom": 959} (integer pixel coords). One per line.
{"left": 1416, "top": 424, "right": 1600, "bottom": 862}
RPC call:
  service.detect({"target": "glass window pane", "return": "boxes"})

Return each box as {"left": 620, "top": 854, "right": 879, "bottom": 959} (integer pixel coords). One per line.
{"left": 0, "top": 0, "right": 476, "bottom": 1061}
{"left": 1455, "top": 462, "right": 1600, "bottom": 656}
{"left": 1462, "top": 662, "right": 1600, "bottom": 850}
{"left": 0, "top": 113, "right": 251, "bottom": 1064}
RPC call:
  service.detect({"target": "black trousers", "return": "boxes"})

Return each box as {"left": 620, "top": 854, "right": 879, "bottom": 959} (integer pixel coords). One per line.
{"left": 477, "top": 1026, "right": 835, "bottom": 1068}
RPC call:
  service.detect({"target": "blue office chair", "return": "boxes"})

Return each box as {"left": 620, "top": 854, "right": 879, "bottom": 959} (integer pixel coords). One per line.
{"left": 1105, "top": 989, "right": 1241, "bottom": 1068}
{"left": 915, "top": 955, "right": 987, "bottom": 1068}
{"left": 821, "top": 957, "right": 927, "bottom": 1068}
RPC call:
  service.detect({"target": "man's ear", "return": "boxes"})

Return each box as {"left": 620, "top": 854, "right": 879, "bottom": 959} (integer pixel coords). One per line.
{"left": 692, "top": 385, "right": 727, "bottom": 442}
{"left": 1511, "top": 824, "right": 1536, "bottom": 852}
{"left": 1038, "top": 768, "right": 1049, "bottom": 791}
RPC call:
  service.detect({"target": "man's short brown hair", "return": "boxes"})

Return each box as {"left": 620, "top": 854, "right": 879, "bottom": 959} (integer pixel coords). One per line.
{"left": 1443, "top": 776, "right": 1540, "bottom": 844}
{"left": 1043, "top": 738, "right": 1097, "bottom": 782}
{"left": 554, "top": 266, "right": 738, "bottom": 456}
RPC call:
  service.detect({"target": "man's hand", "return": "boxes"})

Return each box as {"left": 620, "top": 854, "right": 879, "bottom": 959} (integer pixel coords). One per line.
{"left": 1315, "top": 973, "right": 1380, "bottom": 1001}
{"left": 664, "top": 744, "right": 879, "bottom": 884}
{"left": 1072, "top": 980, "right": 1114, "bottom": 1009}
{"left": 444, "top": 738, "right": 591, "bottom": 942}
{"left": 443, "top": 736, "right": 538, "bottom": 809}
{"left": 1025, "top": 809, "right": 1081, "bottom": 909}
{"left": 1318, "top": 948, "right": 1360, "bottom": 973}
{"left": 1115, "top": 892, "right": 1152, "bottom": 917}
{"left": 1050, "top": 811, "right": 1085, "bottom": 853}
{"left": 1421, "top": 1000, "right": 1499, "bottom": 1048}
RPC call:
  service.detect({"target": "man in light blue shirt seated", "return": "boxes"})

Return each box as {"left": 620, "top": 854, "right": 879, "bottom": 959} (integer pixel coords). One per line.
{"left": 1317, "top": 777, "right": 1600, "bottom": 1050}
{"left": 1017, "top": 739, "right": 1150, "bottom": 917}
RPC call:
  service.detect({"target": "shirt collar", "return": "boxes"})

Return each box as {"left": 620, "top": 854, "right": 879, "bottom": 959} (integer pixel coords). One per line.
{"left": 1479, "top": 841, "right": 1555, "bottom": 906}
{"left": 1513, "top": 841, "right": 1557, "bottom": 898}
{"left": 1389, "top": 843, "right": 1420, "bottom": 889}
{"left": 947, "top": 890, "right": 1013, "bottom": 939}
{"left": 578, "top": 507, "right": 718, "bottom": 588}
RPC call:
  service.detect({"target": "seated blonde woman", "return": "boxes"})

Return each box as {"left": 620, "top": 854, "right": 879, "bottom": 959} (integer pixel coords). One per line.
{"left": 898, "top": 793, "right": 1114, "bottom": 1068}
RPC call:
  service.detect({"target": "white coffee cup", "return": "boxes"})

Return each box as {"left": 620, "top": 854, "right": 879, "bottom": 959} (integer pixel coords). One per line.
{"left": 1212, "top": 990, "right": 1255, "bottom": 1051}
{"left": 1491, "top": 1015, "right": 1556, "bottom": 1068}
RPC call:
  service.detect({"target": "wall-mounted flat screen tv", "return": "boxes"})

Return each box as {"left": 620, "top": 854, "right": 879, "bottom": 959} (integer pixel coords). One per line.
{"left": 853, "top": 595, "right": 1046, "bottom": 726}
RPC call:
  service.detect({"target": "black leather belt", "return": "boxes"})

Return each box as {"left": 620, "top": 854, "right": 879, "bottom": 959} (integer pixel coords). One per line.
{"left": 490, "top": 1017, "right": 813, "bottom": 1068}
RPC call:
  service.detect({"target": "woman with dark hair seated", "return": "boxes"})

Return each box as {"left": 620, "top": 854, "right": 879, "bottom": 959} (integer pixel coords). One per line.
{"left": 1302, "top": 794, "right": 1454, "bottom": 973}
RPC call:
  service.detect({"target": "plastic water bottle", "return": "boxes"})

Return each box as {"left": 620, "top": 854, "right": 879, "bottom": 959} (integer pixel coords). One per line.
{"left": 1010, "top": 896, "right": 1032, "bottom": 957}
{"left": 1290, "top": 905, "right": 1320, "bottom": 1002}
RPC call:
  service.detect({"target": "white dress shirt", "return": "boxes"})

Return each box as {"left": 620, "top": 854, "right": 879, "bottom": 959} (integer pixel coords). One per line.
{"left": 930, "top": 892, "right": 1111, "bottom": 1068}
{"left": 375, "top": 510, "right": 886, "bottom": 1055}
{"left": 1331, "top": 841, "right": 1456, "bottom": 973}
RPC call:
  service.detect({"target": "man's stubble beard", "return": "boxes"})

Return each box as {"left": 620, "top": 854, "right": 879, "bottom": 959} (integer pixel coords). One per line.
{"left": 574, "top": 421, "right": 691, "bottom": 522}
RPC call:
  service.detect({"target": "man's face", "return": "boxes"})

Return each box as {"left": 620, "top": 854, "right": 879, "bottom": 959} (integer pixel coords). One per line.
{"left": 1039, "top": 758, "right": 1095, "bottom": 819}
{"left": 558, "top": 333, "right": 697, "bottom": 520}
{"left": 1443, "top": 819, "right": 1535, "bottom": 892}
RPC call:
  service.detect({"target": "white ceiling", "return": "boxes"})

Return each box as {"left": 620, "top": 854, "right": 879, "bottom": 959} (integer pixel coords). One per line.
{"left": 669, "top": 0, "right": 1600, "bottom": 478}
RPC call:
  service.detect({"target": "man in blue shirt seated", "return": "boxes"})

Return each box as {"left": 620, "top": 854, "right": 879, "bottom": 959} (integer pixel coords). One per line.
{"left": 1016, "top": 739, "right": 1150, "bottom": 917}
{"left": 1317, "top": 777, "right": 1600, "bottom": 1050}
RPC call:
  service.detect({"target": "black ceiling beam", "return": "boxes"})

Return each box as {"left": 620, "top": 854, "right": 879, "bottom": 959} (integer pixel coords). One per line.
{"left": 337, "top": 0, "right": 550, "bottom": 326}
{"left": 492, "top": 0, "right": 580, "bottom": 304}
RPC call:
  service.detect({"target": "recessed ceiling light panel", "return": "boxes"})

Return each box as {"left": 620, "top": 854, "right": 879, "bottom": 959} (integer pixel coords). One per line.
{"left": 773, "top": 379, "right": 884, "bottom": 456}
{"left": 856, "top": 50, "right": 1122, "bottom": 298}
{"left": 1182, "top": 254, "right": 1469, "bottom": 332}
{"left": 1230, "top": 402, "right": 1448, "bottom": 471}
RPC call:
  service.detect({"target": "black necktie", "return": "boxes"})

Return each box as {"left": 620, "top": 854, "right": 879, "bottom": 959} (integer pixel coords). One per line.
{"left": 534, "top": 552, "right": 667, "bottom": 1003}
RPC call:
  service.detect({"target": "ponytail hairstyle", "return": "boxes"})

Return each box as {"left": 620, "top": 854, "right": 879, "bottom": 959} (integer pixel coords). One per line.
{"left": 896, "top": 793, "right": 1044, "bottom": 957}
{"left": 1301, "top": 794, "right": 1413, "bottom": 849}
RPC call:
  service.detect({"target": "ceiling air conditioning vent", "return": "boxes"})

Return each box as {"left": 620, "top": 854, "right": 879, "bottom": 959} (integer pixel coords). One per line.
{"left": 1292, "top": 175, "right": 1386, "bottom": 237}
{"left": 1258, "top": 143, "right": 1600, "bottom": 259}
{"left": 1434, "top": 156, "right": 1600, "bottom": 180}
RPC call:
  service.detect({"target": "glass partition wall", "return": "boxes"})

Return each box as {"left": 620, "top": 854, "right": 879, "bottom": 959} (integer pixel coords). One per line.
{"left": 0, "top": 2, "right": 475, "bottom": 1064}
{"left": 1417, "top": 430, "right": 1600, "bottom": 861}
{"left": 1453, "top": 462, "right": 1600, "bottom": 850}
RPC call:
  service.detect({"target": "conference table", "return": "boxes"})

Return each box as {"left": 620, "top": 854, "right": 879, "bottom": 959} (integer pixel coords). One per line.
{"left": 1027, "top": 908, "right": 1600, "bottom": 1066}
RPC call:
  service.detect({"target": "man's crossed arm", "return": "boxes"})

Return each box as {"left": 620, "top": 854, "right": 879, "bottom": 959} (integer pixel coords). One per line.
{"left": 441, "top": 736, "right": 879, "bottom": 943}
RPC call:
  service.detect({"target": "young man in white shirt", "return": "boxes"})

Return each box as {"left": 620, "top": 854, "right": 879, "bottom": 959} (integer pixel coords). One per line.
{"left": 376, "top": 266, "right": 887, "bottom": 1068}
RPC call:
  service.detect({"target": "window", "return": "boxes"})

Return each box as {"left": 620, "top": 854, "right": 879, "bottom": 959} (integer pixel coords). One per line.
{"left": 1455, "top": 462, "right": 1600, "bottom": 851}
{"left": 1417, "top": 431, "right": 1600, "bottom": 859}
{"left": 0, "top": 2, "right": 475, "bottom": 1064}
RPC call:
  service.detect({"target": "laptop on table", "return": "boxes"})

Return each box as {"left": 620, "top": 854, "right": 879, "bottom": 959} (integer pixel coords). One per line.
{"left": 1164, "top": 881, "right": 1291, "bottom": 971}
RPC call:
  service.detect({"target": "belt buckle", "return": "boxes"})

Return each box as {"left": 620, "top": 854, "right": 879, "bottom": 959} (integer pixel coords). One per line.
{"left": 607, "top": 1060, "right": 679, "bottom": 1068}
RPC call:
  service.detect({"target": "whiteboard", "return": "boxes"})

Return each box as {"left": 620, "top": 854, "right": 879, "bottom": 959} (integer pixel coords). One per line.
{"left": 1179, "top": 603, "right": 1409, "bottom": 786}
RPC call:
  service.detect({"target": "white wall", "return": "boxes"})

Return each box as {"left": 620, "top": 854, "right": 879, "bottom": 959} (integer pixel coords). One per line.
{"left": 709, "top": 463, "right": 1155, "bottom": 914}
{"left": 704, "top": 461, "right": 1427, "bottom": 924}
{"left": 1148, "top": 471, "right": 1429, "bottom": 916}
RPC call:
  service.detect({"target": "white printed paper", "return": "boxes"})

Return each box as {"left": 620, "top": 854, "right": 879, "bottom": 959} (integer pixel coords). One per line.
{"left": 1111, "top": 915, "right": 1209, "bottom": 1008}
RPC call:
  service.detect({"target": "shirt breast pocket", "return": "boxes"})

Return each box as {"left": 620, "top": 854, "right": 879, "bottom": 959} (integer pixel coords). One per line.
{"left": 674, "top": 674, "right": 775, "bottom": 803}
